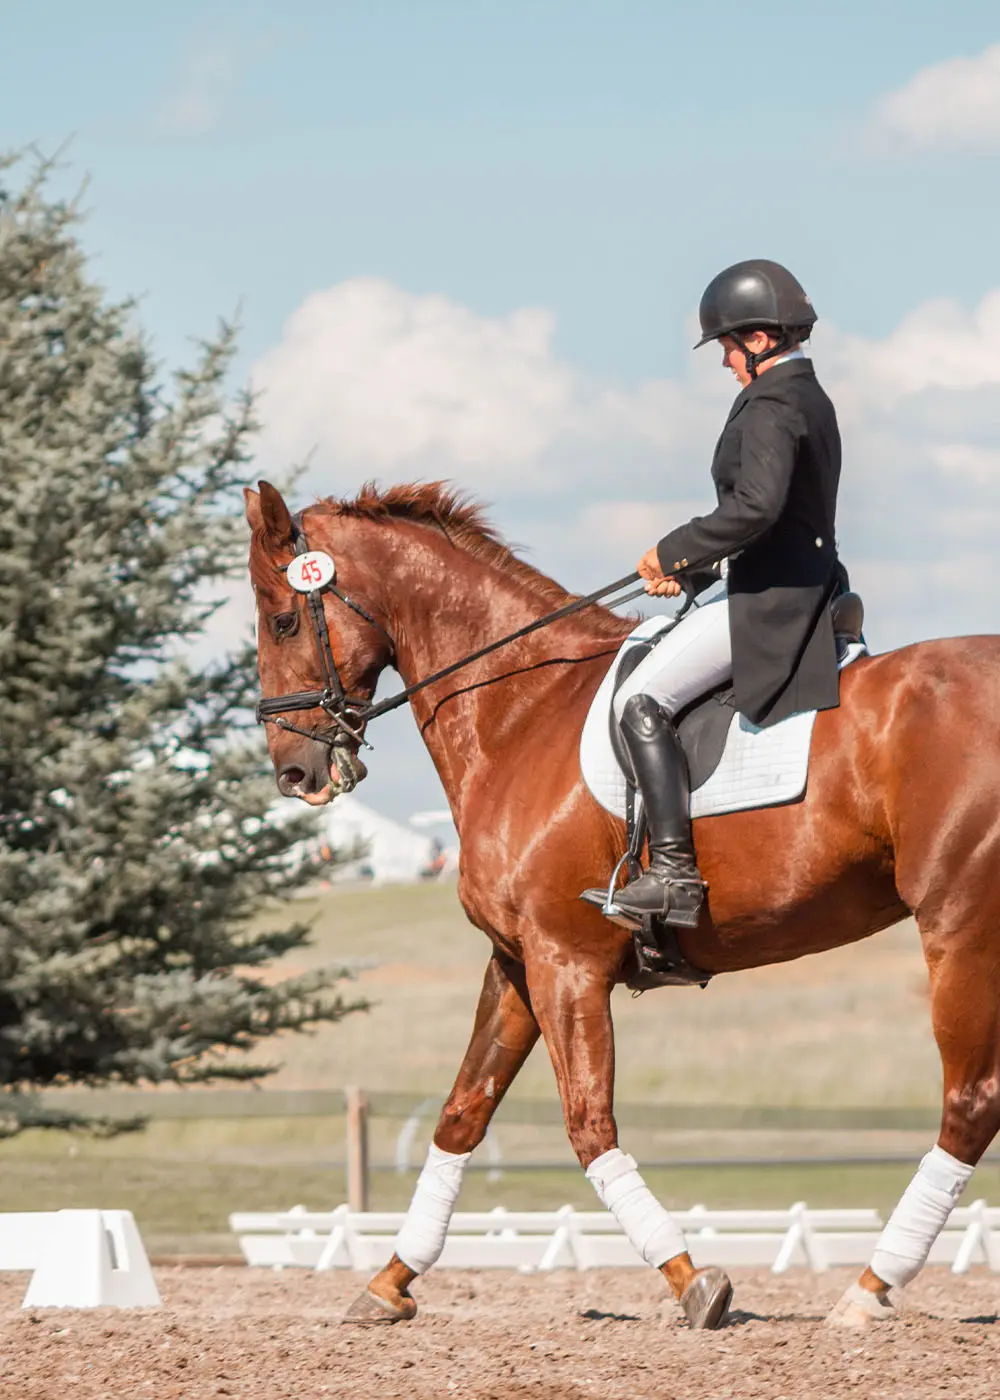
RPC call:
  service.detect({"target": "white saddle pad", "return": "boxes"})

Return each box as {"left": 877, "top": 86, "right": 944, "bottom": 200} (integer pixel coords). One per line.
{"left": 580, "top": 616, "right": 865, "bottom": 821}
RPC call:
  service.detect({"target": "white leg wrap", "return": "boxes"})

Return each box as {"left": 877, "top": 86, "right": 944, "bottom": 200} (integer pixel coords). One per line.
{"left": 394, "top": 1143, "right": 471, "bottom": 1275}
{"left": 586, "top": 1148, "right": 687, "bottom": 1268}
{"left": 870, "top": 1145, "right": 974, "bottom": 1289}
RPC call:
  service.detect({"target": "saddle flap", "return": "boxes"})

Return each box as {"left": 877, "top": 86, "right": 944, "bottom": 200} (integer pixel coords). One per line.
{"left": 674, "top": 684, "right": 737, "bottom": 792}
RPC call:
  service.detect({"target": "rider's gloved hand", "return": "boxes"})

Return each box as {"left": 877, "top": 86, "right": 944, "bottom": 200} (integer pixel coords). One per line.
{"left": 637, "top": 546, "right": 682, "bottom": 597}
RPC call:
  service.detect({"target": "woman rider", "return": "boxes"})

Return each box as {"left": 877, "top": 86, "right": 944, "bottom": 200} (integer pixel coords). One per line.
{"left": 611, "top": 259, "right": 849, "bottom": 929}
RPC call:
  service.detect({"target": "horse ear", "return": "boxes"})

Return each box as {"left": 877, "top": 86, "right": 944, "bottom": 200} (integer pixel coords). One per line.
{"left": 256, "top": 481, "right": 295, "bottom": 549}
{"left": 244, "top": 486, "right": 263, "bottom": 532}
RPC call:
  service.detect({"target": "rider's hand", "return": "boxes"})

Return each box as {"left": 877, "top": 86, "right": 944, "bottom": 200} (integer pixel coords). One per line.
{"left": 637, "top": 546, "right": 682, "bottom": 597}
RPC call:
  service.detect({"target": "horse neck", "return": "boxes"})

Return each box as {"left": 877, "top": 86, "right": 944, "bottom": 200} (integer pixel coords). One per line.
{"left": 347, "top": 518, "right": 627, "bottom": 821}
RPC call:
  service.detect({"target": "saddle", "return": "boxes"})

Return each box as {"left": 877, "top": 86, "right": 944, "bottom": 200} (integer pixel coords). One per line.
{"left": 610, "top": 591, "right": 865, "bottom": 799}
{"left": 592, "top": 592, "right": 865, "bottom": 992}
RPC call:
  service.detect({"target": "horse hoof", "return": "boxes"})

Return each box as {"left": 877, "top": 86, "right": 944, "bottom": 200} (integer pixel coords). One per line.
{"left": 680, "top": 1266, "right": 733, "bottom": 1330}
{"left": 342, "top": 1288, "right": 417, "bottom": 1325}
{"left": 826, "top": 1282, "right": 896, "bottom": 1329}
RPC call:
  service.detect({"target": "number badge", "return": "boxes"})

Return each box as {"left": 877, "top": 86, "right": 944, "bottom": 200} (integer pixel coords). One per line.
{"left": 286, "top": 550, "right": 336, "bottom": 593}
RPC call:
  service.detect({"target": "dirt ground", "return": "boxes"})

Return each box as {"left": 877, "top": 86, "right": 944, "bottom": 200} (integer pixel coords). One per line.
{"left": 1, "top": 1267, "right": 998, "bottom": 1400}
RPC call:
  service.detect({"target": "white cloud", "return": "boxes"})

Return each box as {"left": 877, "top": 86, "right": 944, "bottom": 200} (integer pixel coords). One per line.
{"left": 822, "top": 292, "right": 1000, "bottom": 419}
{"left": 252, "top": 278, "right": 574, "bottom": 477}
{"left": 251, "top": 276, "right": 730, "bottom": 498}
{"left": 930, "top": 444, "right": 1000, "bottom": 485}
{"left": 575, "top": 499, "right": 714, "bottom": 551}
{"left": 867, "top": 43, "right": 1000, "bottom": 153}
{"left": 156, "top": 44, "right": 237, "bottom": 137}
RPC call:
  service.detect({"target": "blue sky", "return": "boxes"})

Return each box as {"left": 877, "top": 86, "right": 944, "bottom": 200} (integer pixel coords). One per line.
{"left": 5, "top": 2, "right": 999, "bottom": 375}
{"left": 4, "top": 3, "right": 1000, "bottom": 820}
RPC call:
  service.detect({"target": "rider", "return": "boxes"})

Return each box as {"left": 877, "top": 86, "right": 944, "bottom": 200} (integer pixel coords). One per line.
{"left": 612, "top": 258, "right": 849, "bottom": 928}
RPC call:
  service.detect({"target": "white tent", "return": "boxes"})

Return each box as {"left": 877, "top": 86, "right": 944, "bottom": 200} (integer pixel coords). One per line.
{"left": 319, "top": 795, "right": 459, "bottom": 884}
{"left": 271, "top": 794, "right": 457, "bottom": 885}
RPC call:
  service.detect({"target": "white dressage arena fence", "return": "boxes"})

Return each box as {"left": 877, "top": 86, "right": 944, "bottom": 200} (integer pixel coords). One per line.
{"left": 0, "top": 1209, "right": 161, "bottom": 1308}
{"left": 230, "top": 1200, "right": 1000, "bottom": 1274}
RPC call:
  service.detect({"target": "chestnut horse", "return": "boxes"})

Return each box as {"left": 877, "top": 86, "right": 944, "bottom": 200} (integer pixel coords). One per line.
{"left": 246, "top": 479, "right": 1000, "bottom": 1330}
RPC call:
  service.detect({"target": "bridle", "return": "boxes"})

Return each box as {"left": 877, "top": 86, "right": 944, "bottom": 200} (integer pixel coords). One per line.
{"left": 254, "top": 517, "right": 395, "bottom": 752}
{"left": 255, "top": 514, "right": 681, "bottom": 762}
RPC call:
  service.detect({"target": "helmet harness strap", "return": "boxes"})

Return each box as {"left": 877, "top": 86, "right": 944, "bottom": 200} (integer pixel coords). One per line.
{"left": 729, "top": 328, "right": 794, "bottom": 381}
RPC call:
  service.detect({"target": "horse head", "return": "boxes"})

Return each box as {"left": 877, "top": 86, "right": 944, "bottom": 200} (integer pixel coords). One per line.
{"left": 245, "top": 481, "right": 395, "bottom": 805}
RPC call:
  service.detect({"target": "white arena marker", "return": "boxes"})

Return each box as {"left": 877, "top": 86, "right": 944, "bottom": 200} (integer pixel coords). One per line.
{"left": 0, "top": 1211, "right": 55, "bottom": 1270}
{"left": 22, "top": 1209, "right": 161, "bottom": 1309}
{"left": 287, "top": 551, "right": 335, "bottom": 593}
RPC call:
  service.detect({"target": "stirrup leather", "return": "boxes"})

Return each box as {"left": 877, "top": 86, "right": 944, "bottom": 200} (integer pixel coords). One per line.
{"left": 628, "top": 914, "right": 712, "bottom": 991}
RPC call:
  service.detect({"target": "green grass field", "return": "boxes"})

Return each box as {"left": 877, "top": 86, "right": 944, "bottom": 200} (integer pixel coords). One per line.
{"left": 0, "top": 880, "right": 964, "bottom": 1255}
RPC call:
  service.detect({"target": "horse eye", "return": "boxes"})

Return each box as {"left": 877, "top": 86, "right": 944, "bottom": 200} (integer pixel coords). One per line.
{"left": 272, "top": 611, "right": 299, "bottom": 638}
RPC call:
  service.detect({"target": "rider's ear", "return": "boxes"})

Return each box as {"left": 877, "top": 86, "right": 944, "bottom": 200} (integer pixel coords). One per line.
{"left": 256, "top": 481, "right": 295, "bottom": 549}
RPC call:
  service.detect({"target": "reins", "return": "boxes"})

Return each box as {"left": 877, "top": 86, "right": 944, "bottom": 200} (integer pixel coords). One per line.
{"left": 364, "top": 570, "right": 648, "bottom": 723}
{"left": 256, "top": 515, "right": 668, "bottom": 750}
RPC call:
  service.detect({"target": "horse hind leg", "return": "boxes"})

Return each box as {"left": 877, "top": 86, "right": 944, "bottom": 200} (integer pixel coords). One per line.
{"left": 343, "top": 951, "right": 540, "bottom": 1324}
{"left": 829, "top": 928, "right": 1000, "bottom": 1328}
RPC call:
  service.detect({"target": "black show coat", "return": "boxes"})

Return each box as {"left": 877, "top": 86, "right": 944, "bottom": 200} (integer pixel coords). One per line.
{"left": 655, "top": 358, "right": 846, "bottom": 728}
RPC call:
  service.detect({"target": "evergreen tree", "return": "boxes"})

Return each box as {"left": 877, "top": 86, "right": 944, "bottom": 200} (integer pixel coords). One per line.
{"left": 0, "top": 154, "right": 364, "bottom": 1132}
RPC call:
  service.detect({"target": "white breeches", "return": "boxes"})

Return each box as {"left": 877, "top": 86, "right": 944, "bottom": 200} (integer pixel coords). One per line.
{"left": 613, "top": 595, "right": 733, "bottom": 723}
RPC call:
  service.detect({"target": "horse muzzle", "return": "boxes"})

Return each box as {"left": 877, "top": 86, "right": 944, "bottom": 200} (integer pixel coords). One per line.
{"left": 277, "top": 738, "right": 368, "bottom": 805}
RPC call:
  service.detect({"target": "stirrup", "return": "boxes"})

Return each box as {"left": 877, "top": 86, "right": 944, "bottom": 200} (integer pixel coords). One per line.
{"left": 580, "top": 859, "right": 712, "bottom": 992}
{"left": 580, "top": 851, "right": 643, "bottom": 930}
{"left": 615, "top": 871, "right": 705, "bottom": 929}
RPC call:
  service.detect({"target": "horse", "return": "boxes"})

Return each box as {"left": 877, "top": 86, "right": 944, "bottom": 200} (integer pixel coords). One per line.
{"left": 246, "top": 477, "right": 1000, "bottom": 1330}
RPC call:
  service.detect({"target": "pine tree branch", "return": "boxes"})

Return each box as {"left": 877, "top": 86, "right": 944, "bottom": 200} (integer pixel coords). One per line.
{"left": 0, "top": 153, "right": 369, "bottom": 1114}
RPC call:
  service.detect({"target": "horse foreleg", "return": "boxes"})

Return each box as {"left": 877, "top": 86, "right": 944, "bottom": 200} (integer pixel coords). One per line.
{"left": 343, "top": 950, "right": 539, "bottom": 1325}
{"left": 829, "top": 939, "right": 1000, "bottom": 1328}
{"left": 526, "top": 953, "right": 732, "bottom": 1329}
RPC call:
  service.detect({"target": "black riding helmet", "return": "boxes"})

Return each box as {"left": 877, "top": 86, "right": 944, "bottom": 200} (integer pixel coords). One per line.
{"left": 695, "top": 259, "right": 816, "bottom": 379}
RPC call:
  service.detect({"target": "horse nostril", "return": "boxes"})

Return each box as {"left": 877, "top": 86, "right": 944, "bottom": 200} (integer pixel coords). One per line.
{"left": 279, "top": 765, "right": 307, "bottom": 792}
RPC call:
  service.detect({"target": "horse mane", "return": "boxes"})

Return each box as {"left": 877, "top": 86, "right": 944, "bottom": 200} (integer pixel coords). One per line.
{"left": 312, "top": 481, "right": 626, "bottom": 636}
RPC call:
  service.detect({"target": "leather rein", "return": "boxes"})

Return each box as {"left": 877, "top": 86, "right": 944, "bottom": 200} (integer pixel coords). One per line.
{"left": 255, "top": 517, "right": 652, "bottom": 754}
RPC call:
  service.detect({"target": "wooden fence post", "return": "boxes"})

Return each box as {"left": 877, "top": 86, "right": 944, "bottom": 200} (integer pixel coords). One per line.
{"left": 346, "top": 1086, "right": 370, "bottom": 1213}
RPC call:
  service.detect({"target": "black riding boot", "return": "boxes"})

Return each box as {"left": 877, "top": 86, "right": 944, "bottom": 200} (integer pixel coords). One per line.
{"left": 614, "top": 694, "right": 705, "bottom": 928}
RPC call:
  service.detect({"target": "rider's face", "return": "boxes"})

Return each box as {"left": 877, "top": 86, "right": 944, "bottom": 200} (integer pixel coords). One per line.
{"left": 719, "top": 331, "right": 777, "bottom": 387}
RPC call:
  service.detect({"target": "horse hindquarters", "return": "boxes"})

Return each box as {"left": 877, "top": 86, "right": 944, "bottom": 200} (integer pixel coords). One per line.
{"left": 832, "top": 930, "right": 1000, "bottom": 1327}
{"left": 833, "top": 687, "right": 1000, "bottom": 1323}
{"left": 897, "top": 686, "right": 1000, "bottom": 1211}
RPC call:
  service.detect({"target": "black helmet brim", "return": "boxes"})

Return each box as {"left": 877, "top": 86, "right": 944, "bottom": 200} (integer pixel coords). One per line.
{"left": 694, "top": 260, "right": 816, "bottom": 351}
{"left": 692, "top": 318, "right": 786, "bottom": 351}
